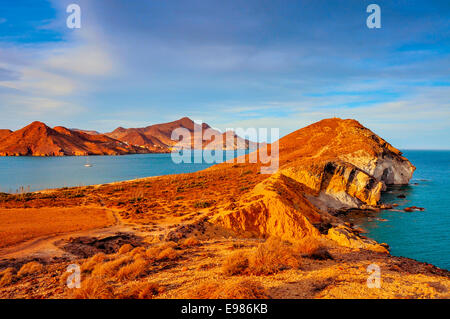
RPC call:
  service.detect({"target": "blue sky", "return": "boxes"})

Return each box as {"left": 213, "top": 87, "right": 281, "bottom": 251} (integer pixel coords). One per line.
{"left": 0, "top": 0, "right": 448, "bottom": 148}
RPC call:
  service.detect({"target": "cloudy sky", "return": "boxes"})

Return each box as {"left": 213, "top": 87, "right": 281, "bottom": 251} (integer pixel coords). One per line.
{"left": 0, "top": 0, "right": 448, "bottom": 148}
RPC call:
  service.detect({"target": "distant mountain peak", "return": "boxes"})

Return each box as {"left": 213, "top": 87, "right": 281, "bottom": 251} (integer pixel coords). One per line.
{"left": 26, "top": 121, "right": 50, "bottom": 130}
{"left": 0, "top": 122, "right": 150, "bottom": 156}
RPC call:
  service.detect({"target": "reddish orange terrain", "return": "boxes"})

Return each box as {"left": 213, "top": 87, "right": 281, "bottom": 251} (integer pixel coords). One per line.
{"left": 0, "top": 118, "right": 448, "bottom": 299}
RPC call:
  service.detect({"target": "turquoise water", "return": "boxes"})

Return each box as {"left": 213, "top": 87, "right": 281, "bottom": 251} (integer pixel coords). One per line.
{"left": 345, "top": 150, "right": 450, "bottom": 270}
{"left": 0, "top": 150, "right": 448, "bottom": 270}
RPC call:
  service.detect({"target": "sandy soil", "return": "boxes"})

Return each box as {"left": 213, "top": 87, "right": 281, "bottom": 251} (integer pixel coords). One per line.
{"left": 0, "top": 207, "right": 116, "bottom": 249}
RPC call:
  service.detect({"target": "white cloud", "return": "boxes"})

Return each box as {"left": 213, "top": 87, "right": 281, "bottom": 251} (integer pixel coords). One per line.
{"left": 1, "top": 68, "right": 76, "bottom": 96}
{"left": 0, "top": 22, "right": 117, "bottom": 128}
{"left": 45, "top": 45, "right": 114, "bottom": 76}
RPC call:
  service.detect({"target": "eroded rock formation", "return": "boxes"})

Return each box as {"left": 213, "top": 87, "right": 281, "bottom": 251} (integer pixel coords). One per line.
{"left": 212, "top": 118, "right": 415, "bottom": 251}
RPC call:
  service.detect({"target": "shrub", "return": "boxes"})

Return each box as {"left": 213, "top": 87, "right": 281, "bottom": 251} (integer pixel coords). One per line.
{"left": 17, "top": 261, "right": 44, "bottom": 277}
{"left": 193, "top": 201, "right": 211, "bottom": 208}
{"left": 70, "top": 276, "right": 114, "bottom": 299}
{"left": 240, "top": 170, "right": 253, "bottom": 176}
{"left": 116, "top": 257, "right": 149, "bottom": 280}
{"left": 130, "top": 246, "right": 146, "bottom": 257}
{"left": 81, "top": 253, "right": 107, "bottom": 273}
{"left": 145, "top": 246, "right": 160, "bottom": 259}
{"left": 157, "top": 247, "right": 178, "bottom": 261}
{"left": 184, "top": 280, "right": 270, "bottom": 299}
{"left": 222, "top": 251, "right": 249, "bottom": 276}
{"left": 92, "top": 255, "right": 133, "bottom": 277}
{"left": 118, "top": 244, "right": 134, "bottom": 255}
{"left": 181, "top": 237, "right": 200, "bottom": 247}
{"left": 248, "top": 238, "right": 300, "bottom": 275}
{"left": 293, "top": 236, "right": 322, "bottom": 255}
{"left": 222, "top": 238, "right": 302, "bottom": 276}
{"left": 0, "top": 268, "right": 15, "bottom": 287}
{"left": 115, "top": 281, "right": 164, "bottom": 299}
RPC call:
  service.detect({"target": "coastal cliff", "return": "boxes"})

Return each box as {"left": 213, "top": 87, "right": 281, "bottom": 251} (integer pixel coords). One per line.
{"left": 277, "top": 118, "right": 415, "bottom": 210}
{"left": 212, "top": 118, "right": 415, "bottom": 251}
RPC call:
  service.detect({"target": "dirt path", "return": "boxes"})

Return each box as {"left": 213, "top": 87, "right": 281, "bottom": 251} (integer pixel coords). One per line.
{"left": 0, "top": 208, "right": 135, "bottom": 260}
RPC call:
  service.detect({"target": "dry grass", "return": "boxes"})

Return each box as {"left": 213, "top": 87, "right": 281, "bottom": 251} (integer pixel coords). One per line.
{"left": 222, "top": 238, "right": 304, "bottom": 275}
{"left": 118, "top": 243, "right": 134, "bottom": 255}
{"left": 92, "top": 255, "right": 133, "bottom": 278}
{"left": 248, "top": 238, "right": 300, "bottom": 275}
{"left": 181, "top": 237, "right": 200, "bottom": 247}
{"left": 115, "top": 281, "right": 164, "bottom": 299}
{"left": 70, "top": 277, "right": 164, "bottom": 299}
{"left": 0, "top": 208, "right": 115, "bottom": 248}
{"left": 143, "top": 241, "right": 179, "bottom": 262}
{"left": 129, "top": 246, "right": 146, "bottom": 257}
{"left": 293, "top": 236, "right": 322, "bottom": 255}
{"left": 74, "top": 241, "right": 180, "bottom": 288}
{"left": 17, "top": 261, "right": 44, "bottom": 277}
{"left": 222, "top": 251, "right": 249, "bottom": 275}
{"left": 70, "top": 276, "right": 114, "bottom": 299}
{"left": 81, "top": 253, "right": 107, "bottom": 273}
{"left": 157, "top": 247, "right": 178, "bottom": 261}
{"left": 66, "top": 241, "right": 181, "bottom": 298}
{"left": 183, "top": 280, "right": 270, "bottom": 299}
{"left": 116, "top": 257, "right": 149, "bottom": 280}
{"left": 0, "top": 267, "right": 15, "bottom": 287}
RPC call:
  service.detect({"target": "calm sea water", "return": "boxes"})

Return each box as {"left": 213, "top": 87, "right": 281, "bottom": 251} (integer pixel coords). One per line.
{"left": 0, "top": 152, "right": 240, "bottom": 193}
{"left": 0, "top": 150, "right": 448, "bottom": 269}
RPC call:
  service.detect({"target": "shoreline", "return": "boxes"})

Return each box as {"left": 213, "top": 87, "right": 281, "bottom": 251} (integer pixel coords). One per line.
{"left": 0, "top": 167, "right": 447, "bottom": 273}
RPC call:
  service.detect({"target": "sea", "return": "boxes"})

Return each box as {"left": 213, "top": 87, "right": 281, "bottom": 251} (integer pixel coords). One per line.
{"left": 0, "top": 150, "right": 448, "bottom": 270}
{"left": 344, "top": 150, "right": 450, "bottom": 270}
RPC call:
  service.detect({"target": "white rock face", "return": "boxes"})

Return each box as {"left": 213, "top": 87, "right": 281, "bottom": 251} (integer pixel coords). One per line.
{"left": 339, "top": 150, "right": 415, "bottom": 185}
{"left": 300, "top": 152, "right": 415, "bottom": 212}
{"left": 306, "top": 191, "right": 362, "bottom": 211}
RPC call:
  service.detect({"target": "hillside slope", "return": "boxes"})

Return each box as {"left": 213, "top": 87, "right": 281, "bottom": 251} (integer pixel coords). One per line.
{"left": 0, "top": 122, "right": 148, "bottom": 156}
{"left": 0, "top": 129, "right": 12, "bottom": 141}
{"left": 106, "top": 117, "right": 259, "bottom": 151}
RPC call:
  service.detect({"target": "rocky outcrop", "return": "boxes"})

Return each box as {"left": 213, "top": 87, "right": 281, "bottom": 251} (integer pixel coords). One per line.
{"left": 327, "top": 225, "right": 388, "bottom": 252}
{"left": 212, "top": 172, "right": 388, "bottom": 252}
{"left": 276, "top": 118, "right": 415, "bottom": 211}
{"left": 281, "top": 161, "right": 384, "bottom": 211}
{"left": 211, "top": 118, "right": 413, "bottom": 252}
{"left": 213, "top": 173, "right": 323, "bottom": 242}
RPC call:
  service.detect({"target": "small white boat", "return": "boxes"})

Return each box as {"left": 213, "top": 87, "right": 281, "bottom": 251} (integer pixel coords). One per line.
{"left": 84, "top": 157, "right": 93, "bottom": 167}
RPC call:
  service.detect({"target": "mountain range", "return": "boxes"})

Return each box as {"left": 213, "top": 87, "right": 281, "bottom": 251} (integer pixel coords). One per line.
{"left": 0, "top": 117, "right": 258, "bottom": 156}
